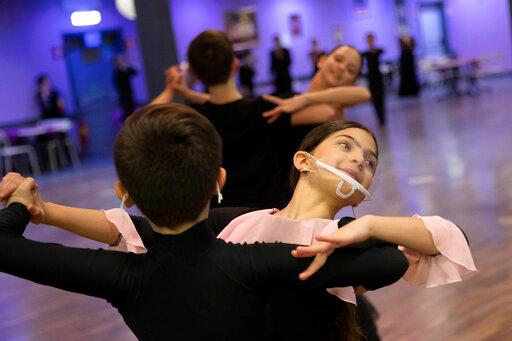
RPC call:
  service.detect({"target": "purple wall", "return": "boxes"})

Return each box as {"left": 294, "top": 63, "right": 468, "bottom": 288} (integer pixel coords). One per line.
{"left": 170, "top": 0, "right": 400, "bottom": 85}
{"left": 0, "top": 0, "right": 146, "bottom": 125}
{"left": 2, "top": 0, "right": 511, "bottom": 126}
{"left": 170, "top": 0, "right": 512, "bottom": 85}
{"left": 444, "top": 0, "right": 512, "bottom": 70}
{"left": 404, "top": 0, "right": 512, "bottom": 70}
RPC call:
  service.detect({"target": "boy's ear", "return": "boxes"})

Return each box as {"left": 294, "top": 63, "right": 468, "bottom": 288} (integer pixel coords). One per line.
{"left": 114, "top": 180, "right": 134, "bottom": 207}
{"left": 217, "top": 167, "right": 227, "bottom": 191}
{"left": 231, "top": 57, "right": 239, "bottom": 74}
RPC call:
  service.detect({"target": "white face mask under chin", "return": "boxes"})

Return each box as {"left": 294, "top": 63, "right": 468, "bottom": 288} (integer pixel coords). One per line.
{"left": 306, "top": 154, "right": 372, "bottom": 201}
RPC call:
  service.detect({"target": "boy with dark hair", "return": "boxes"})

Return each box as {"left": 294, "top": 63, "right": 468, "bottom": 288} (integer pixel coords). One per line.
{"left": 113, "top": 104, "right": 221, "bottom": 227}
{"left": 0, "top": 104, "right": 407, "bottom": 340}
{"left": 187, "top": 30, "right": 235, "bottom": 87}
{"left": 153, "top": 29, "right": 370, "bottom": 209}
{"left": 186, "top": 29, "right": 294, "bottom": 208}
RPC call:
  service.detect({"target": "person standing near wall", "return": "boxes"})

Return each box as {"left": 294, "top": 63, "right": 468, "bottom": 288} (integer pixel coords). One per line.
{"left": 34, "top": 74, "right": 67, "bottom": 171}
{"left": 308, "top": 38, "right": 325, "bottom": 77}
{"left": 35, "top": 74, "right": 66, "bottom": 120}
{"left": 113, "top": 55, "right": 138, "bottom": 121}
{"left": 238, "top": 50, "right": 256, "bottom": 97}
{"left": 362, "top": 34, "right": 386, "bottom": 127}
{"left": 398, "top": 35, "right": 420, "bottom": 97}
{"left": 270, "top": 35, "right": 293, "bottom": 97}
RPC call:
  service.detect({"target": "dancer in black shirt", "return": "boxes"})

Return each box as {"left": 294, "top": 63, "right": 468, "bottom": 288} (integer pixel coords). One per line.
{"left": 362, "top": 34, "right": 386, "bottom": 127}
{"left": 152, "top": 30, "right": 370, "bottom": 209}
{"left": 0, "top": 104, "right": 408, "bottom": 340}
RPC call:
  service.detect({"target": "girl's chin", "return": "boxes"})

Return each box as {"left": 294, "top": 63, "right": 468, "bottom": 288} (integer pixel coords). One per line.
{"left": 325, "top": 77, "right": 344, "bottom": 87}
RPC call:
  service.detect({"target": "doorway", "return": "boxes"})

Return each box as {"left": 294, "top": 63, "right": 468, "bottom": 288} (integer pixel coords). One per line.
{"left": 63, "top": 29, "right": 124, "bottom": 155}
{"left": 419, "top": 2, "right": 450, "bottom": 58}
{"left": 63, "top": 29, "right": 123, "bottom": 110}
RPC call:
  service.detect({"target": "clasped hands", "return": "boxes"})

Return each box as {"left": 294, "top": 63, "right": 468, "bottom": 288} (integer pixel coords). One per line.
{"left": 0, "top": 173, "right": 45, "bottom": 223}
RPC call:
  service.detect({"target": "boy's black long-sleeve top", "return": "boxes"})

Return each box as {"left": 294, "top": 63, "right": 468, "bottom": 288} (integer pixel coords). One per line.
{"left": 0, "top": 203, "right": 408, "bottom": 340}
{"left": 135, "top": 209, "right": 405, "bottom": 340}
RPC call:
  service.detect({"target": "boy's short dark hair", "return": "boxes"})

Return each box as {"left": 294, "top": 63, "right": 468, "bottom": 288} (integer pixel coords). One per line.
{"left": 187, "top": 30, "right": 234, "bottom": 87}
{"left": 114, "top": 103, "right": 222, "bottom": 227}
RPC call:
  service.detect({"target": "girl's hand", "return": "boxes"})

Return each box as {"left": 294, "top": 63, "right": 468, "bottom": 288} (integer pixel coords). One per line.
{"left": 291, "top": 216, "right": 373, "bottom": 279}
{"left": 292, "top": 240, "right": 334, "bottom": 280}
{"left": 262, "top": 94, "right": 309, "bottom": 123}
{"left": 165, "top": 66, "right": 189, "bottom": 95}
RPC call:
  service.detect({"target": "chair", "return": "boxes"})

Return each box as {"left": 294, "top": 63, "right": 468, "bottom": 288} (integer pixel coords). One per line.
{"left": 47, "top": 134, "right": 80, "bottom": 172}
{"left": 42, "top": 119, "right": 80, "bottom": 172}
{"left": 0, "top": 129, "right": 41, "bottom": 175}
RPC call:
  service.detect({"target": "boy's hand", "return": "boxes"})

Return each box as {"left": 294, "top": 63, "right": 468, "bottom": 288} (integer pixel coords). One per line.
{"left": 0, "top": 173, "right": 46, "bottom": 223}
{"left": 5, "top": 177, "right": 38, "bottom": 208}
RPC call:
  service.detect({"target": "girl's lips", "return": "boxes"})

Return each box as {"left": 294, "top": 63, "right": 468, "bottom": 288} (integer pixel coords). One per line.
{"left": 340, "top": 169, "right": 360, "bottom": 182}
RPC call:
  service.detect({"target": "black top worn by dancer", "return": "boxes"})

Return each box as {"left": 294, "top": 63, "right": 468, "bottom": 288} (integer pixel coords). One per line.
{"left": 398, "top": 37, "right": 420, "bottom": 97}
{"left": 35, "top": 74, "right": 66, "bottom": 120}
{"left": 0, "top": 203, "right": 407, "bottom": 341}
{"left": 36, "top": 90, "right": 65, "bottom": 119}
{"left": 196, "top": 97, "right": 292, "bottom": 209}
{"left": 113, "top": 57, "right": 138, "bottom": 120}
{"left": 132, "top": 209, "right": 401, "bottom": 341}
{"left": 362, "top": 48, "right": 386, "bottom": 127}
{"left": 270, "top": 39, "right": 293, "bottom": 96}
{"left": 362, "top": 49, "right": 384, "bottom": 80}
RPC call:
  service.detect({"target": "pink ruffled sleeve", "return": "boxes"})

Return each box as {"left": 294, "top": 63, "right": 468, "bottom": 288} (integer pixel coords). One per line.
{"left": 400, "top": 215, "right": 477, "bottom": 287}
{"left": 103, "top": 208, "right": 147, "bottom": 254}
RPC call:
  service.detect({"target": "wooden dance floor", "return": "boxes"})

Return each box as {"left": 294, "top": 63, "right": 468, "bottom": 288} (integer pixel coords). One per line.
{"left": 1, "top": 77, "right": 511, "bottom": 340}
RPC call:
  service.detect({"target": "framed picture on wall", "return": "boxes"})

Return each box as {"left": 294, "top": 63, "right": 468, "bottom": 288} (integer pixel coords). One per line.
{"left": 224, "top": 7, "right": 259, "bottom": 50}
{"left": 289, "top": 14, "right": 303, "bottom": 37}
{"left": 353, "top": 0, "right": 372, "bottom": 19}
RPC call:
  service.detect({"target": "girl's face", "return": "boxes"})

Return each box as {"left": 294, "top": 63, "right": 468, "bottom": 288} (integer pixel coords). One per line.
{"left": 317, "top": 46, "right": 361, "bottom": 87}
{"left": 306, "top": 128, "right": 378, "bottom": 204}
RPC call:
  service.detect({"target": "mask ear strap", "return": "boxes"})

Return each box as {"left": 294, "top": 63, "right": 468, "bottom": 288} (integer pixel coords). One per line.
{"left": 351, "top": 205, "right": 357, "bottom": 218}
{"left": 216, "top": 182, "right": 223, "bottom": 204}
{"left": 120, "top": 193, "right": 129, "bottom": 209}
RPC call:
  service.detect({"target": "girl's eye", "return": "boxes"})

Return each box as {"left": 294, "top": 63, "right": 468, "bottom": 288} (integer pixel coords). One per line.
{"left": 365, "top": 159, "right": 377, "bottom": 172}
{"left": 338, "top": 141, "right": 350, "bottom": 150}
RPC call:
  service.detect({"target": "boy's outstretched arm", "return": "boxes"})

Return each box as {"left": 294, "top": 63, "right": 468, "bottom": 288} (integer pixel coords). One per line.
{"left": 0, "top": 173, "right": 120, "bottom": 245}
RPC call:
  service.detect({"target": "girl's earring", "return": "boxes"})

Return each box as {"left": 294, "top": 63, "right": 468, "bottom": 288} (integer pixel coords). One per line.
{"left": 216, "top": 182, "right": 223, "bottom": 204}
